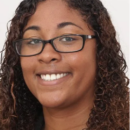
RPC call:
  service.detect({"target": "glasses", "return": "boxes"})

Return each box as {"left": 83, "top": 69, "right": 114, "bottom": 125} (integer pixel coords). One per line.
{"left": 14, "top": 34, "right": 96, "bottom": 57}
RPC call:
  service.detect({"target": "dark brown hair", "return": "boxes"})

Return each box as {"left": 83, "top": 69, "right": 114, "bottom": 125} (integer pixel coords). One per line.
{"left": 0, "top": 0, "right": 129, "bottom": 130}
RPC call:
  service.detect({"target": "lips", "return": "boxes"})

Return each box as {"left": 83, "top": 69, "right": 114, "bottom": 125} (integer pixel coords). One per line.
{"left": 40, "top": 73, "right": 69, "bottom": 81}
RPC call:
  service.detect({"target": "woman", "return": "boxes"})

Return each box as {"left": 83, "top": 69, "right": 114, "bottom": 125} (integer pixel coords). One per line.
{"left": 0, "top": 0, "right": 129, "bottom": 130}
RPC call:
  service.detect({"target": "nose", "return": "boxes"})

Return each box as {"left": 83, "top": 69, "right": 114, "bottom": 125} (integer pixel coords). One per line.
{"left": 37, "top": 42, "right": 61, "bottom": 64}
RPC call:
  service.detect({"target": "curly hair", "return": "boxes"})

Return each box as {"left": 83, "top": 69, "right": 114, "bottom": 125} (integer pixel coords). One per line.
{"left": 0, "top": 0, "right": 129, "bottom": 130}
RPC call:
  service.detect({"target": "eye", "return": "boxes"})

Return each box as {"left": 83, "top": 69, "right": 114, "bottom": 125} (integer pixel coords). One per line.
{"left": 28, "top": 39, "right": 42, "bottom": 45}
{"left": 60, "top": 37, "right": 76, "bottom": 42}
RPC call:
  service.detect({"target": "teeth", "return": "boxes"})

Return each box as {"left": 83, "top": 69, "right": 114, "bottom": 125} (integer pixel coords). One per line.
{"left": 57, "top": 74, "right": 60, "bottom": 79}
{"left": 46, "top": 75, "right": 51, "bottom": 81}
{"left": 40, "top": 73, "right": 68, "bottom": 81}
{"left": 51, "top": 74, "right": 56, "bottom": 80}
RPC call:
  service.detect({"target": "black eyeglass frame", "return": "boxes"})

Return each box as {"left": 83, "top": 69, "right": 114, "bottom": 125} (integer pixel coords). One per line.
{"left": 13, "top": 34, "right": 96, "bottom": 57}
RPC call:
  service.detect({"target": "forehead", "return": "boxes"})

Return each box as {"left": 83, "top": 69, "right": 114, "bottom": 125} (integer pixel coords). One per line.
{"left": 23, "top": 0, "right": 95, "bottom": 38}
{"left": 25, "top": 0, "right": 88, "bottom": 29}
{"left": 34, "top": 0, "right": 81, "bottom": 20}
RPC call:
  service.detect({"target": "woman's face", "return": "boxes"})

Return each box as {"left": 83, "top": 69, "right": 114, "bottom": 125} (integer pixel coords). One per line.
{"left": 21, "top": 0, "right": 96, "bottom": 108}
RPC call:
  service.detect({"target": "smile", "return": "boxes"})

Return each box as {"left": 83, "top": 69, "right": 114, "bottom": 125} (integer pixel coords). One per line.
{"left": 40, "top": 73, "right": 69, "bottom": 81}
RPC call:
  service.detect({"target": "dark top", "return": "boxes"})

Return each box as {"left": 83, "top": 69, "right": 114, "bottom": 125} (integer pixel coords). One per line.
{"left": 34, "top": 113, "right": 44, "bottom": 130}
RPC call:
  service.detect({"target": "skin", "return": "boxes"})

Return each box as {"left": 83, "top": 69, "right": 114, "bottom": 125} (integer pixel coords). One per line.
{"left": 21, "top": 0, "right": 97, "bottom": 130}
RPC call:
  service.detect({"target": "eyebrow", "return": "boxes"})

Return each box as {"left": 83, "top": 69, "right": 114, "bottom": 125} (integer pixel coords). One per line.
{"left": 23, "top": 22, "right": 83, "bottom": 34}
{"left": 57, "top": 22, "right": 83, "bottom": 30}
{"left": 23, "top": 26, "right": 40, "bottom": 34}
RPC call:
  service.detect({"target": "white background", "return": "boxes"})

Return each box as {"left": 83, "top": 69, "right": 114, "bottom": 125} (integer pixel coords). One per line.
{"left": 0, "top": 0, "right": 129, "bottom": 77}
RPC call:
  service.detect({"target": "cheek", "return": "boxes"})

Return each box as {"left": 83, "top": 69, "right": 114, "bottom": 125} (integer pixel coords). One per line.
{"left": 21, "top": 57, "right": 36, "bottom": 74}
{"left": 60, "top": 49, "right": 96, "bottom": 105}
{"left": 20, "top": 57, "right": 37, "bottom": 91}
{"left": 64, "top": 43, "right": 96, "bottom": 90}
{"left": 63, "top": 48, "right": 96, "bottom": 73}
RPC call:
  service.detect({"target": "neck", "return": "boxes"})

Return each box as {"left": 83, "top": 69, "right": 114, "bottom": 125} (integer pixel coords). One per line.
{"left": 43, "top": 94, "right": 94, "bottom": 130}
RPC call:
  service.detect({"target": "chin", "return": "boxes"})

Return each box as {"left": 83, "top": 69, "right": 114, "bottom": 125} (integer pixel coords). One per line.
{"left": 36, "top": 92, "right": 67, "bottom": 108}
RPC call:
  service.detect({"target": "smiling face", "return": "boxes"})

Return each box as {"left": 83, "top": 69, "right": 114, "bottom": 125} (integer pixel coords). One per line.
{"left": 21, "top": 0, "right": 97, "bottom": 109}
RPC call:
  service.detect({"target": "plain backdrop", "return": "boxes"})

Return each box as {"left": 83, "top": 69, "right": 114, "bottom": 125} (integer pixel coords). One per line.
{"left": 0, "top": 0, "right": 129, "bottom": 77}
